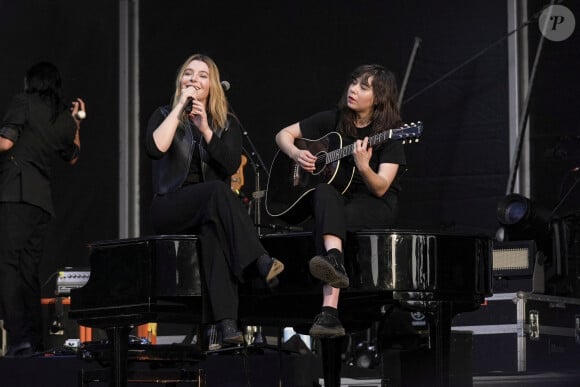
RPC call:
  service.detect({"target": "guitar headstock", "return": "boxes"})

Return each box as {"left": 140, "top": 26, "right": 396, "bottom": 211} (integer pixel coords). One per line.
{"left": 393, "top": 121, "right": 423, "bottom": 144}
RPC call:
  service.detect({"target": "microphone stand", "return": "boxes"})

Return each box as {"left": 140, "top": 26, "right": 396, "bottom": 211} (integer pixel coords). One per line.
{"left": 225, "top": 95, "right": 270, "bottom": 235}
{"left": 242, "top": 131, "right": 271, "bottom": 237}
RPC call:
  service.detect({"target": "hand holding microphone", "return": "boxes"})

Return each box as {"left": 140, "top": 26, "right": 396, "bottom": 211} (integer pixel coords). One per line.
{"left": 184, "top": 81, "right": 230, "bottom": 114}
{"left": 71, "top": 97, "right": 86, "bottom": 121}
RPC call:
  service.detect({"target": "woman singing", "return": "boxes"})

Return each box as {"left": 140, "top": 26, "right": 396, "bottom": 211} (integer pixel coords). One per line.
{"left": 145, "top": 54, "right": 283, "bottom": 345}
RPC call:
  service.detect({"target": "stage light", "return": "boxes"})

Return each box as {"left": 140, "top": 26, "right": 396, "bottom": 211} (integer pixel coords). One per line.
{"left": 496, "top": 193, "right": 552, "bottom": 243}
{"left": 492, "top": 240, "right": 544, "bottom": 293}
{"left": 496, "top": 194, "right": 530, "bottom": 225}
{"left": 495, "top": 193, "right": 570, "bottom": 295}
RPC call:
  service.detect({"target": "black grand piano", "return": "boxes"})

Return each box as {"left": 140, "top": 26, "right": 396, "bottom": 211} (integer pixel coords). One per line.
{"left": 69, "top": 229, "right": 492, "bottom": 387}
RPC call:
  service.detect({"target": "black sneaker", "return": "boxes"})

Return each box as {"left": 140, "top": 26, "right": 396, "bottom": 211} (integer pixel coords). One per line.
{"left": 309, "top": 253, "right": 349, "bottom": 288}
{"left": 308, "top": 312, "right": 346, "bottom": 338}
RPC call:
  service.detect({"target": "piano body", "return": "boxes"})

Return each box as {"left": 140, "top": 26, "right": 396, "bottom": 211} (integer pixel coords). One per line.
{"left": 69, "top": 229, "right": 492, "bottom": 387}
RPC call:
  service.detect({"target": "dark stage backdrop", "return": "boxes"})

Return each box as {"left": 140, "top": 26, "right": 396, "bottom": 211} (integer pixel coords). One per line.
{"left": 0, "top": 1, "right": 119, "bottom": 296}
{"left": 528, "top": 0, "right": 580, "bottom": 218}
{"left": 139, "top": 0, "right": 510, "bottom": 235}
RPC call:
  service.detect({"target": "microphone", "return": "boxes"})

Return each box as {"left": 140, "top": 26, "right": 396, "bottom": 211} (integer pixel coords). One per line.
{"left": 185, "top": 80, "right": 231, "bottom": 114}
{"left": 74, "top": 110, "right": 86, "bottom": 120}
{"left": 184, "top": 98, "right": 193, "bottom": 114}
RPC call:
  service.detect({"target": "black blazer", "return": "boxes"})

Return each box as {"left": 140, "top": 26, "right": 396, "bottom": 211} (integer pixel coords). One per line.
{"left": 0, "top": 93, "right": 78, "bottom": 216}
{"left": 145, "top": 106, "right": 243, "bottom": 195}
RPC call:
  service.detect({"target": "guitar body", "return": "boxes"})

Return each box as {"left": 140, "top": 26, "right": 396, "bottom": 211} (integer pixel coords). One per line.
{"left": 265, "top": 132, "right": 355, "bottom": 224}
{"left": 231, "top": 154, "right": 247, "bottom": 193}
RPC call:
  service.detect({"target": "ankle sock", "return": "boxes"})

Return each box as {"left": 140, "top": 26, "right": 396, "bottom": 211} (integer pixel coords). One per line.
{"left": 322, "top": 306, "right": 338, "bottom": 317}
{"left": 326, "top": 248, "right": 344, "bottom": 263}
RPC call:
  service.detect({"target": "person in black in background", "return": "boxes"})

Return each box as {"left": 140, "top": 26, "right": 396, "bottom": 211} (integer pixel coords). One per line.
{"left": 0, "top": 62, "right": 85, "bottom": 357}
{"left": 275, "top": 64, "right": 406, "bottom": 338}
{"left": 145, "top": 54, "right": 284, "bottom": 345}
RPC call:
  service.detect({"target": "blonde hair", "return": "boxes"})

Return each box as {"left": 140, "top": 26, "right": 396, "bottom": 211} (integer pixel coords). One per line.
{"left": 172, "top": 54, "right": 229, "bottom": 130}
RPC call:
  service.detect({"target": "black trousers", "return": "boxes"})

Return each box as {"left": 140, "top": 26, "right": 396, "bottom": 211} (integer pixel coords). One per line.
{"left": 151, "top": 180, "right": 266, "bottom": 322}
{"left": 0, "top": 202, "right": 50, "bottom": 348}
{"left": 310, "top": 183, "right": 397, "bottom": 255}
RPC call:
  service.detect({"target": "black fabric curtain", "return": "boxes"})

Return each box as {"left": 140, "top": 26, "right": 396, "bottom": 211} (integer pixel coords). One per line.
{"left": 139, "top": 0, "right": 510, "bottom": 236}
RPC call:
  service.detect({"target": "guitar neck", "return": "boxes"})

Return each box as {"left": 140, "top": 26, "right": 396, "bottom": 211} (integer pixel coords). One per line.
{"left": 326, "top": 129, "right": 397, "bottom": 164}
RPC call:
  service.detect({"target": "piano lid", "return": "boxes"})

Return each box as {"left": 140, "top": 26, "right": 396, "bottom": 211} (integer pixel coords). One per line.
{"left": 70, "top": 235, "right": 202, "bottom": 312}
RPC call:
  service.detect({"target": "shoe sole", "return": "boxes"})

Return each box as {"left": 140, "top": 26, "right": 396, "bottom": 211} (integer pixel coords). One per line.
{"left": 3, "top": 350, "right": 34, "bottom": 358}
{"left": 309, "top": 257, "right": 349, "bottom": 288}
{"left": 223, "top": 333, "right": 245, "bottom": 345}
{"left": 266, "top": 258, "right": 284, "bottom": 282}
{"left": 308, "top": 325, "right": 346, "bottom": 338}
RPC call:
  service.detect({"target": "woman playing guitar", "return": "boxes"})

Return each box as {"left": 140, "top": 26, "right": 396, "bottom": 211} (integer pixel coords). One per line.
{"left": 273, "top": 64, "right": 408, "bottom": 339}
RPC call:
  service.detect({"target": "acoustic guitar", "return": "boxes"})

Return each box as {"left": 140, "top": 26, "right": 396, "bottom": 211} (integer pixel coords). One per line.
{"left": 265, "top": 122, "right": 423, "bottom": 224}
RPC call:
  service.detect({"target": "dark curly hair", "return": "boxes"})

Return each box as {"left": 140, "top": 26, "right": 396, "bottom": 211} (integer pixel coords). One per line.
{"left": 336, "top": 64, "right": 402, "bottom": 138}
{"left": 24, "top": 62, "right": 64, "bottom": 123}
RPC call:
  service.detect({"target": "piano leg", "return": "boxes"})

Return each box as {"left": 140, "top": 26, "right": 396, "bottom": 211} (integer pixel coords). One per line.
{"left": 378, "top": 303, "right": 454, "bottom": 387}
{"left": 320, "top": 336, "right": 345, "bottom": 387}
{"left": 431, "top": 302, "right": 452, "bottom": 387}
{"left": 106, "top": 325, "right": 131, "bottom": 387}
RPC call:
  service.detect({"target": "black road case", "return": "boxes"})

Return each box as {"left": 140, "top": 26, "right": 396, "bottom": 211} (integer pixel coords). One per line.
{"left": 452, "top": 291, "right": 580, "bottom": 374}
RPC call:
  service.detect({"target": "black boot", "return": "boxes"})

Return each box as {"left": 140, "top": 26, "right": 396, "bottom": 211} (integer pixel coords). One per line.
{"left": 5, "top": 341, "right": 34, "bottom": 358}
{"left": 218, "top": 319, "right": 244, "bottom": 345}
{"left": 257, "top": 254, "right": 284, "bottom": 287}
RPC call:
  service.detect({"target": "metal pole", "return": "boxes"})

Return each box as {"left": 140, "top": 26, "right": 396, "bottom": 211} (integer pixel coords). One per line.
{"left": 119, "top": 0, "right": 140, "bottom": 238}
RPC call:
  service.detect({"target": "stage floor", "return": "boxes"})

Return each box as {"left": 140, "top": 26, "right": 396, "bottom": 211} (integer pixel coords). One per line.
{"left": 0, "top": 350, "right": 319, "bottom": 387}
{"left": 2, "top": 351, "right": 580, "bottom": 387}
